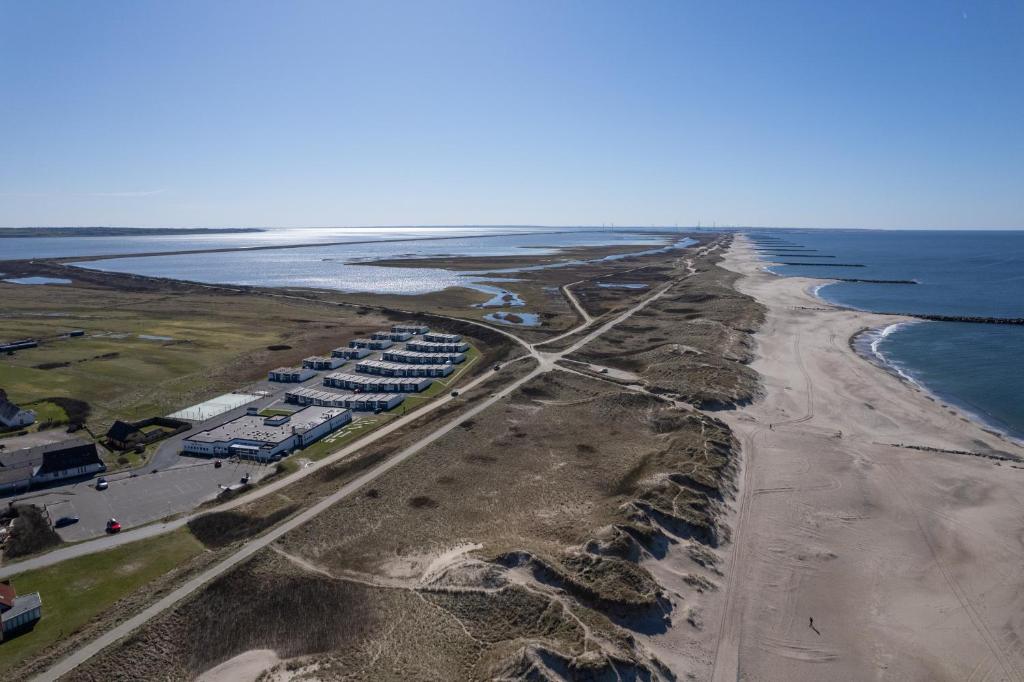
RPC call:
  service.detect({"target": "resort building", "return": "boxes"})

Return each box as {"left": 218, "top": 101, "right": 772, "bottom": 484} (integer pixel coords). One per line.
{"left": 323, "top": 372, "right": 432, "bottom": 393}
{"left": 0, "top": 582, "right": 42, "bottom": 641}
{"left": 284, "top": 387, "right": 404, "bottom": 412}
{"left": 302, "top": 356, "right": 345, "bottom": 371}
{"left": 406, "top": 339, "right": 470, "bottom": 354}
{"left": 331, "top": 347, "right": 371, "bottom": 360}
{"left": 268, "top": 367, "right": 317, "bottom": 383}
{"left": 182, "top": 406, "right": 351, "bottom": 460}
{"left": 349, "top": 338, "right": 393, "bottom": 350}
{"left": 355, "top": 360, "right": 454, "bottom": 378}
{"left": 391, "top": 324, "right": 430, "bottom": 335}
{"left": 0, "top": 390, "right": 35, "bottom": 429}
{"left": 383, "top": 349, "right": 466, "bottom": 365}
{"left": 371, "top": 330, "right": 413, "bottom": 342}
{"left": 423, "top": 332, "right": 462, "bottom": 343}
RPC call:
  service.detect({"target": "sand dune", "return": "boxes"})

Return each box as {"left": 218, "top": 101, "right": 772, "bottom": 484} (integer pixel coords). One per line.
{"left": 708, "top": 237, "right": 1024, "bottom": 680}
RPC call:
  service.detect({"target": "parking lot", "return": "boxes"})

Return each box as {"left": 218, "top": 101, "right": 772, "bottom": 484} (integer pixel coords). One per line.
{"left": 4, "top": 328, "right": 472, "bottom": 542}
{"left": 13, "top": 457, "right": 277, "bottom": 542}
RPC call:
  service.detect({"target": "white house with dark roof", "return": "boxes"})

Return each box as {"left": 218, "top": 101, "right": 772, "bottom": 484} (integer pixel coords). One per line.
{"left": 0, "top": 390, "right": 35, "bottom": 429}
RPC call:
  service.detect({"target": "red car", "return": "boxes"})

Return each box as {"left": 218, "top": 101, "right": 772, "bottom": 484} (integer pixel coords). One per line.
{"left": 106, "top": 518, "right": 121, "bottom": 534}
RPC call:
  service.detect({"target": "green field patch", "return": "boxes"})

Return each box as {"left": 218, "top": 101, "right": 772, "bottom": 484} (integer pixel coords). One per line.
{"left": 0, "top": 528, "right": 205, "bottom": 674}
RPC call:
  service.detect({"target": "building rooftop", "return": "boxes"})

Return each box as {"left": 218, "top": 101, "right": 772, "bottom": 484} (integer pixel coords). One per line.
{"left": 185, "top": 406, "right": 348, "bottom": 445}
{"left": 356, "top": 360, "right": 452, "bottom": 371}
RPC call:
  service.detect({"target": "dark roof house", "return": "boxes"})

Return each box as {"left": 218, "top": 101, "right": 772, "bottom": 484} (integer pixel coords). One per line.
{"left": 105, "top": 420, "right": 143, "bottom": 448}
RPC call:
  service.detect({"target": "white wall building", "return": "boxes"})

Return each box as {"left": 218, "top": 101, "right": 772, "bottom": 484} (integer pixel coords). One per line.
{"left": 182, "top": 407, "right": 352, "bottom": 460}
{"left": 268, "top": 367, "right": 317, "bottom": 383}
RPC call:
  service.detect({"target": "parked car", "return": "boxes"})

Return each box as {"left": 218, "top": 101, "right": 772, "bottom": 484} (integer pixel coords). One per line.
{"left": 214, "top": 460, "right": 222, "bottom": 468}
{"left": 493, "top": 364, "right": 501, "bottom": 371}
{"left": 451, "top": 390, "right": 460, "bottom": 397}
{"left": 54, "top": 515, "right": 80, "bottom": 528}
{"left": 600, "top": 368, "right": 609, "bottom": 374}
{"left": 241, "top": 473, "right": 251, "bottom": 484}
{"left": 105, "top": 518, "right": 121, "bottom": 533}
{"left": 95, "top": 477, "right": 109, "bottom": 490}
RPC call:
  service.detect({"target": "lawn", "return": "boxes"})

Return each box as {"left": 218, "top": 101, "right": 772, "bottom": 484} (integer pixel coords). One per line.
{"left": 0, "top": 528, "right": 205, "bottom": 674}
{"left": 0, "top": 281, "right": 394, "bottom": 433}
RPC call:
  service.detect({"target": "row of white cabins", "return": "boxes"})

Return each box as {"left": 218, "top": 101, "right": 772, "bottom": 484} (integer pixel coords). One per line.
{"left": 181, "top": 325, "right": 465, "bottom": 462}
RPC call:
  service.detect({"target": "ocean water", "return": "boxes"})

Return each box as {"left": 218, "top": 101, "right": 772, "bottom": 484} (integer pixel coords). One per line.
{"left": 752, "top": 229, "right": 1024, "bottom": 441}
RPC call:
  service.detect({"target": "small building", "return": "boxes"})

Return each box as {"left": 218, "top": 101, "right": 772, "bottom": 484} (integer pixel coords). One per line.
{"left": 104, "top": 417, "right": 190, "bottom": 451}
{"left": 355, "top": 360, "right": 454, "bottom": 378}
{"left": 406, "top": 340, "right": 471, "bottom": 354}
{"left": 302, "top": 356, "right": 344, "bottom": 371}
{"left": 30, "top": 440, "right": 107, "bottom": 485}
{"left": 383, "top": 349, "right": 466, "bottom": 365}
{"left": 340, "top": 392, "right": 405, "bottom": 412}
{"left": 0, "top": 390, "right": 35, "bottom": 429}
{"left": 105, "top": 420, "right": 144, "bottom": 450}
{"left": 285, "top": 388, "right": 404, "bottom": 412}
{"left": 0, "top": 339, "right": 37, "bottom": 353}
{"left": 323, "top": 372, "right": 432, "bottom": 393}
{"left": 391, "top": 324, "right": 430, "bottom": 335}
{"left": 182, "top": 406, "right": 352, "bottom": 460}
{"left": 268, "top": 367, "right": 317, "bottom": 383}
{"left": 0, "top": 582, "right": 42, "bottom": 641}
{"left": 371, "top": 330, "right": 413, "bottom": 342}
{"left": 0, "top": 440, "right": 107, "bottom": 493}
{"left": 423, "top": 332, "right": 462, "bottom": 343}
{"left": 348, "top": 338, "right": 392, "bottom": 350}
{"left": 331, "top": 346, "right": 371, "bottom": 360}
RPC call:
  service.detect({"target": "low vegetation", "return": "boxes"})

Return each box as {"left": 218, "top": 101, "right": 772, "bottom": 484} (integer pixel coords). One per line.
{"left": 0, "top": 529, "right": 205, "bottom": 677}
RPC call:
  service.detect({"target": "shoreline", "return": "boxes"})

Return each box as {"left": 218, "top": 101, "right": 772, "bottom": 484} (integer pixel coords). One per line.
{"left": 707, "top": 236, "right": 1024, "bottom": 680}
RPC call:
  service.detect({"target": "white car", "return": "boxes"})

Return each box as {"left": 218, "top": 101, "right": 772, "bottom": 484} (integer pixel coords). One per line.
{"left": 95, "top": 477, "right": 109, "bottom": 490}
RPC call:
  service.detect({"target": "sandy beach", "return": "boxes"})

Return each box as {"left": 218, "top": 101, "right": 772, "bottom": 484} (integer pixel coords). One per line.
{"left": 704, "top": 237, "right": 1024, "bottom": 680}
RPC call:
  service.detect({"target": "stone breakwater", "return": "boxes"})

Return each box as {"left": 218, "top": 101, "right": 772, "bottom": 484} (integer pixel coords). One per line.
{"left": 905, "top": 313, "right": 1024, "bottom": 326}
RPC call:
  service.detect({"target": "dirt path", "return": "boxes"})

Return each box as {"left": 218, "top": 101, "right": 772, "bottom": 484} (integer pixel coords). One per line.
{"left": 708, "top": 237, "right": 1024, "bottom": 681}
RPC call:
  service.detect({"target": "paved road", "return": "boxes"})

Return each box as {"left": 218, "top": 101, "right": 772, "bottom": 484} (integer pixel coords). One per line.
{"left": 29, "top": 240, "right": 717, "bottom": 681}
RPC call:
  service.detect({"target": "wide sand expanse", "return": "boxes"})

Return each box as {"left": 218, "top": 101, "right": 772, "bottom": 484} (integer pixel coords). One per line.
{"left": 711, "top": 237, "right": 1024, "bottom": 681}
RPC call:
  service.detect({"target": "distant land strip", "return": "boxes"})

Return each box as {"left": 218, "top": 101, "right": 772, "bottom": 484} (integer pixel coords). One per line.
{"left": 0, "top": 227, "right": 264, "bottom": 238}
{"left": 835, "top": 277, "right": 916, "bottom": 284}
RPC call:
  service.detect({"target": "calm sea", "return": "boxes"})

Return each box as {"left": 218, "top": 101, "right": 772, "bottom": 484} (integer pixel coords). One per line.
{"left": 754, "top": 229, "right": 1024, "bottom": 442}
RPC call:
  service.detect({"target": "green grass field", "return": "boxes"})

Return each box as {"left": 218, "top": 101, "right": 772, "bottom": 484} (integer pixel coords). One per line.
{"left": 0, "top": 282, "right": 393, "bottom": 434}
{"left": 0, "top": 529, "right": 205, "bottom": 674}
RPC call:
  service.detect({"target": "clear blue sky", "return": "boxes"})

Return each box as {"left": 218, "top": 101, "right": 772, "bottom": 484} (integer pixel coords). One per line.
{"left": 1, "top": 1, "right": 1022, "bottom": 228}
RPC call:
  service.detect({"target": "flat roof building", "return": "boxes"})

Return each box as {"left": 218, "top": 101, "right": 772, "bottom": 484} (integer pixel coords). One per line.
{"left": 423, "top": 332, "right": 462, "bottom": 343}
{"left": 332, "top": 346, "right": 371, "bottom": 360}
{"left": 383, "top": 349, "right": 466, "bottom": 365}
{"left": 355, "top": 360, "right": 454, "bottom": 378}
{"left": 183, "top": 406, "right": 351, "bottom": 460}
{"left": 285, "top": 387, "right": 404, "bottom": 412}
{"left": 323, "top": 372, "right": 432, "bottom": 393}
{"left": 302, "top": 356, "right": 345, "bottom": 371}
{"left": 371, "top": 330, "right": 413, "bottom": 342}
{"left": 391, "top": 324, "right": 430, "bottom": 335}
{"left": 268, "top": 367, "right": 317, "bottom": 383}
{"left": 406, "top": 340, "right": 470, "bottom": 354}
{"left": 349, "top": 338, "right": 393, "bottom": 350}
